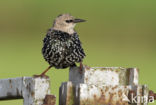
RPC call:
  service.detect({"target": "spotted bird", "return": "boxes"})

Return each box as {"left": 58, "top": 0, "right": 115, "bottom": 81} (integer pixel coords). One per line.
{"left": 35, "top": 14, "right": 86, "bottom": 77}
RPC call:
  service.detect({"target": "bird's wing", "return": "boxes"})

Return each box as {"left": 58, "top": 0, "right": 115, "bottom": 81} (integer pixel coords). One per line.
{"left": 42, "top": 32, "right": 66, "bottom": 64}
{"left": 65, "top": 34, "right": 86, "bottom": 63}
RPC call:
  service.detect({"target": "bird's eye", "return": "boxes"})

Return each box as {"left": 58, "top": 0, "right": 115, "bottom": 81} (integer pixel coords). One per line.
{"left": 66, "top": 20, "right": 73, "bottom": 23}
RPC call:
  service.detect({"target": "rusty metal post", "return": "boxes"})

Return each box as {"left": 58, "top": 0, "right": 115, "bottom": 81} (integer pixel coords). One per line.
{"left": 0, "top": 77, "right": 52, "bottom": 105}
{"left": 43, "top": 95, "right": 56, "bottom": 105}
{"left": 69, "top": 67, "right": 139, "bottom": 86}
{"left": 59, "top": 66, "right": 155, "bottom": 105}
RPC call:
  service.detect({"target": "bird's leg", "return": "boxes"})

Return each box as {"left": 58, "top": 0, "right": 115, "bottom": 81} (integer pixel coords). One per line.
{"left": 41, "top": 66, "right": 52, "bottom": 76}
{"left": 33, "top": 66, "right": 52, "bottom": 78}
{"left": 79, "top": 62, "right": 83, "bottom": 74}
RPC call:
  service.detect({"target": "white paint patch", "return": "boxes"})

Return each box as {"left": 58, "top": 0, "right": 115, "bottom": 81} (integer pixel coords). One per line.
{"left": 85, "top": 69, "right": 119, "bottom": 86}
{"left": 34, "top": 78, "right": 50, "bottom": 99}
{"left": 80, "top": 84, "right": 88, "bottom": 100}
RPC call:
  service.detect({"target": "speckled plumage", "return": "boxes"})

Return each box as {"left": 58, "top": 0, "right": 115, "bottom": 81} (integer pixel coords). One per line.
{"left": 42, "top": 29, "right": 86, "bottom": 69}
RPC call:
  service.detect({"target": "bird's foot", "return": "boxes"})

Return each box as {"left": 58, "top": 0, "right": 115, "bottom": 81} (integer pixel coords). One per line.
{"left": 33, "top": 66, "right": 52, "bottom": 78}
{"left": 79, "top": 64, "right": 91, "bottom": 74}
{"left": 33, "top": 74, "right": 49, "bottom": 79}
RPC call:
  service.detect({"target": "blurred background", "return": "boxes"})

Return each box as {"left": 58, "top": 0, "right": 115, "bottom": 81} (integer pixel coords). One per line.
{"left": 0, "top": 0, "right": 156, "bottom": 105}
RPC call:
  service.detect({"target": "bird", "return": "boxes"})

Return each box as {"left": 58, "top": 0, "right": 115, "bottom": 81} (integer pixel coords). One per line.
{"left": 35, "top": 14, "right": 86, "bottom": 77}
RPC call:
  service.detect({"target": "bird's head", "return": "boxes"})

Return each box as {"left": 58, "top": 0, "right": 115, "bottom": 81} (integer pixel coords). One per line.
{"left": 53, "top": 14, "right": 86, "bottom": 34}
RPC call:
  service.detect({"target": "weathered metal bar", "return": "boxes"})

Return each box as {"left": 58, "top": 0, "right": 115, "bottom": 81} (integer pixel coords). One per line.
{"left": 0, "top": 77, "right": 51, "bottom": 105}
{"left": 59, "top": 82, "right": 74, "bottom": 105}
{"left": 59, "top": 82, "right": 150, "bottom": 105}
{"left": 69, "top": 66, "right": 139, "bottom": 85}
{"left": 59, "top": 66, "right": 152, "bottom": 105}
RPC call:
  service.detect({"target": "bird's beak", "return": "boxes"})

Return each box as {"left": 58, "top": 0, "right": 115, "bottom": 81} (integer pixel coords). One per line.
{"left": 73, "top": 19, "right": 86, "bottom": 23}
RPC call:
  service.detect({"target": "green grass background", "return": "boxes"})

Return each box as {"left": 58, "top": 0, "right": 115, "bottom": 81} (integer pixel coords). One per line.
{"left": 0, "top": 0, "right": 156, "bottom": 105}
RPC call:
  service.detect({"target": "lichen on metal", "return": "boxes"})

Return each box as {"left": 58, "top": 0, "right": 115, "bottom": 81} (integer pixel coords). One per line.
{"left": 0, "top": 77, "right": 51, "bottom": 105}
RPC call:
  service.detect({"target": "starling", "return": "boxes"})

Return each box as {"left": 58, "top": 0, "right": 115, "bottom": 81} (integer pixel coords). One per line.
{"left": 36, "top": 14, "right": 86, "bottom": 77}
